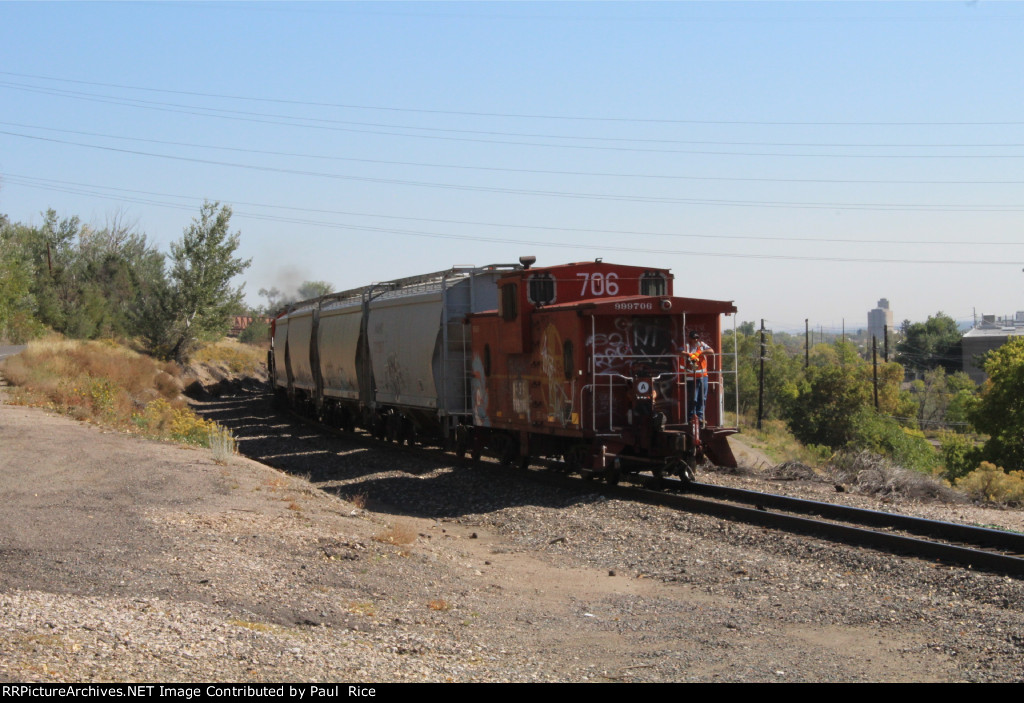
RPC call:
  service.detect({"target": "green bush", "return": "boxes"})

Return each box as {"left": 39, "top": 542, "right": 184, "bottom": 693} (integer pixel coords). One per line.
{"left": 937, "top": 431, "right": 981, "bottom": 480}
{"left": 847, "top": 407, "right": 938, "bottom": 474}
{"left": 955, "top": 462, "right": 1024, "bottom": 504}
{"left": 238, "top": 318, "right": 269, "bottom": 345}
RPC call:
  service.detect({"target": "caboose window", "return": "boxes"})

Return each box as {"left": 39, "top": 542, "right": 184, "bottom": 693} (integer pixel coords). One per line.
{"left": 640, "top": 272, "right": 667, "bottom": 296}
{"left": 527, "top": 274, "right": 556, "bottom": 306}
{"left": 500, "top": 283, "right": 518, "bottom": 321}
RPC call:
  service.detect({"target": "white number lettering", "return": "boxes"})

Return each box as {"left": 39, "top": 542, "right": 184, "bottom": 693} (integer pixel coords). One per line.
{"left": 576, "top": 272, "right": 589, "bottom": 296}
{"left": 577, "top": 271, "right": 620, "bottom": 297}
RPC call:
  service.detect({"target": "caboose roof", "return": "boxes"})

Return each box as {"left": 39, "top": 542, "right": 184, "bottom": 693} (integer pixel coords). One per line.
{"left": 505, "top": 260, "right": 673, "bottom": 279}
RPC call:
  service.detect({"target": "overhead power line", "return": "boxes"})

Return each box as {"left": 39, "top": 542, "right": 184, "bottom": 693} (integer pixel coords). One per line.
{"left": 4, "top": 81, "right": 1024, "bottom": 158}
{"left": 7, "top": 130, "right": 1024, "bottom": 212}
{"left": 4, "top": 120, "right": 1023, "bottom": 186}
{"left": 7, "top": 173, "right": 1024, "bottom": 247}
{"left": 3, "top": 175, "right": 1021, "bottom": 266}
{"left": 4, "top": 70, "right": 1024, "bottom": 127}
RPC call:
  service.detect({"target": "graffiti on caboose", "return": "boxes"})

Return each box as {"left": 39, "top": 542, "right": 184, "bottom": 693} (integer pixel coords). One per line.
{"left": 540, "top": 323, "right": 575, "bottom": 426}
{"left": 470, "top": 355, "right": 490, "bottom": 427}
{"left": 587, "top": 316, "right": 679, "bottom": 374}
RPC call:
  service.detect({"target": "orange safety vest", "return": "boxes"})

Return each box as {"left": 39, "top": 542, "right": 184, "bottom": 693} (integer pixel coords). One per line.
{"left": 682, "top": 342, "right": 711, "bottom": 378}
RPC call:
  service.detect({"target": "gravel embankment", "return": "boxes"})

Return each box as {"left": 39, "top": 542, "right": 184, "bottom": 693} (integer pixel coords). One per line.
{"left": 1, "top": 387, "right": 1022, "bottom": 682}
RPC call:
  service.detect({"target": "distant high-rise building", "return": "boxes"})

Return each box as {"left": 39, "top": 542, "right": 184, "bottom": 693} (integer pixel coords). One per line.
{"left": 867, "top": 298, "right": 893, "bottom": 344}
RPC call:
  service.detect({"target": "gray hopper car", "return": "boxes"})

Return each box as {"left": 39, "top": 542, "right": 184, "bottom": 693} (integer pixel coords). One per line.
{"left": 270, "top": 264, "right": 521, "bottom": 444}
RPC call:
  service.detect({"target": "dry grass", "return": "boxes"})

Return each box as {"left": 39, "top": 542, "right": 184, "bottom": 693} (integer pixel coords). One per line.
{"left": 737, "top": 417, "right": 832, "bottom": 467}
{"left": 1, "top": 336, "right": 233, "bottom": 450}
{"left": 208, "top": 424, "right": 237, "bottom": 464}
{"left": 190, "top": 339, "right": 265, "bottom": 376}
{"left": 348, "top": 492, "right": 368, "bottom": 510}
{"left": 347, "top": 602, "right": 376, "bottom": 618}
{"left": 262, "top": 476, "right": 289, "bottom": 492}
{"left": 427, "top": 599, "right": 451, "bottom": 612}
{"left": 373, "top": 523, "right": 417, "bottom": 547}
{"left": 828, "top": 450, "right": 961, "bottom": 503}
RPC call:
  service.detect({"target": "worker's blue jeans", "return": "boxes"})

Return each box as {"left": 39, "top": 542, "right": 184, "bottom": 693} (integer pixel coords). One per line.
{"left": 688, "top": 375, "right": 708, "bottom": 422}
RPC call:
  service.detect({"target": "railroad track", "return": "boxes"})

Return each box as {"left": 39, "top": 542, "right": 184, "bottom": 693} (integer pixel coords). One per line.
{"left": 605, "top": 477, "right": 1024, "bottom": 577}
{"left": 276, "top": 401, "right": 1024, "bottom": 578}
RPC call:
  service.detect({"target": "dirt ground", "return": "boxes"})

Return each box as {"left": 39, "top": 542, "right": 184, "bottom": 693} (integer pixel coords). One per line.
{"left": 1, "top": 387, "right": 1023, "bottom": 682}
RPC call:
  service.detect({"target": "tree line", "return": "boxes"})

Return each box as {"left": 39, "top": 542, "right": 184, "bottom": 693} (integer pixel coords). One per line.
{"left": 0, "top": 201, "right": 249, "bottom": 363}
{"left": 723, "top": 318, "right": 1023, "bottom": 476}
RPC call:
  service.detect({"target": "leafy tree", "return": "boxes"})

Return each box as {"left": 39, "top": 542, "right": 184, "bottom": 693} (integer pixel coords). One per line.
{"left": 896, "top": 312, "right": 962, "bottom": 374}
{"left": 0, "top": 217, "right": 42, "bottom": 342}
{"left": 297, "top": 280, "right": 333, "bottom": 300}
{"left": 969, "top": 337, "right": 1024, "bottom": 471}
{"left": 906, "top": 367, "right": 977, "bottom": 431}
{"left": 938, "top": 431, "right": 981, "bottom": 480}
{"left": 784, "top": 360, "right": 872, "bottom": 449}
{"left": 2, "top": 210, "right": 166, "bottom": 341}
{"left": 722, "top": 327, "right": 803, "bottom": 421}
{"left": 783, "top": 340, "right": 912, "bottom": 450}
{"left": 257, "top": 286, "right": 283, "bottom": 313}
{"left": 158, "top": 202, "right": 251, "bottom": 362}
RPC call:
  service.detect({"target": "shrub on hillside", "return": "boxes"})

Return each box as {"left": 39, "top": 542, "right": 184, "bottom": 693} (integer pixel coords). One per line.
{"left": 829, "top": 450, "right": 959, "bottom": 503}
{"left": 938, "top": 431, "right": 982, "bottom": 481}
{"left": 847, "top": 407, "right": 938, "bottom": 474}
{"left": 955, "top": 462, "right": 1024, "bottom": 504}
{"left": 1, "top": 337, "right": 222, "bottom": 447}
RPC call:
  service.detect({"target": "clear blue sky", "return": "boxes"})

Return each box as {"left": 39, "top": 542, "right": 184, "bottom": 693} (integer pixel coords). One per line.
{"left": 2, "top": 1, "right": 1023, "bottom": 332}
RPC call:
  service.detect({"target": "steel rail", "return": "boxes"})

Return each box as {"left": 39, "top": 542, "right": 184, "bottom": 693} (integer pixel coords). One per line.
{"left": 609, "top": 480, "right": 1024, "bottom": 576}
{"left": 275, "top": 399, "right": 1024, "bottom": 577}
{"left": 683, "top": 481, "right": 1024, "bottom": 553}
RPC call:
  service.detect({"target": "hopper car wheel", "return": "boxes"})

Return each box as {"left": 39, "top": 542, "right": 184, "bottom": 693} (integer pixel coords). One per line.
{"left": 385, "top": 415, "right": 400, "bottom": 443}
{"left": 605, "top": 468, "right": 620, "bottom": 486}
{"left": 563, "top": 447, "right": 589, "bottom": 475}
{"left": 499, "top": 435, "right": 520, "bottom": 469}
{"left": 647, "top": 467, "right": 665, "bottom": 490}
{"left": 454, "top": 431, "right": 468, "bottom": 465}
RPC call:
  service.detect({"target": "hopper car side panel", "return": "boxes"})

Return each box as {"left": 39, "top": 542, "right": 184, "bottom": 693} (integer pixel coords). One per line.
{"left": 318, "top": 303, "right": 363, "bottom": 400}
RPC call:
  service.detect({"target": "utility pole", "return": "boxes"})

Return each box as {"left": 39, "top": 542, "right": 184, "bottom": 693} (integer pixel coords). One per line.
{"left": 872, "top": 335, "right": 879, "bottom": 410}
{"left": 804, "top": 318, "right": 809, "bottom": 368}
{"left": 883, "top": 325, "right": 889, "bottom": 362}
{"left": 757, "top": 319, "right": 766, "bottom": 430}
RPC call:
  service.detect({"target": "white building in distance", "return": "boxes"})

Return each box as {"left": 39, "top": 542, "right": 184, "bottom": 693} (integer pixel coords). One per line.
{"left": 867, "top": 298, "right": 893, "bottom": 344}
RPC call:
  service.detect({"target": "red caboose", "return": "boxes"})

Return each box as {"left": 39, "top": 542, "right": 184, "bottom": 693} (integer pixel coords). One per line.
{"left": 465, "top": 258, "right": 738, "bottom": 482}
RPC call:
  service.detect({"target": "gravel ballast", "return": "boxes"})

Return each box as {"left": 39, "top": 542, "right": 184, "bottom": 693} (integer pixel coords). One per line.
{"left": 1, "top": 388, "right": 1022, "bottom": 682}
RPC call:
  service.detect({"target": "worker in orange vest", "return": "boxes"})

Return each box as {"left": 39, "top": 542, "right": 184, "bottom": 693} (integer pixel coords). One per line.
{"left": 684, "top": 330, "right": 713, "bottom": 427}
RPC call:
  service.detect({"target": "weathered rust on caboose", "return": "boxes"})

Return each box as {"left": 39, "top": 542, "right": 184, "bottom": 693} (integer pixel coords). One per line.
{"left": 468, "top": 260, "right": 738, "bottom": 478}
{"left": 270, "top": 258, "right": 739, "bottom": 482}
